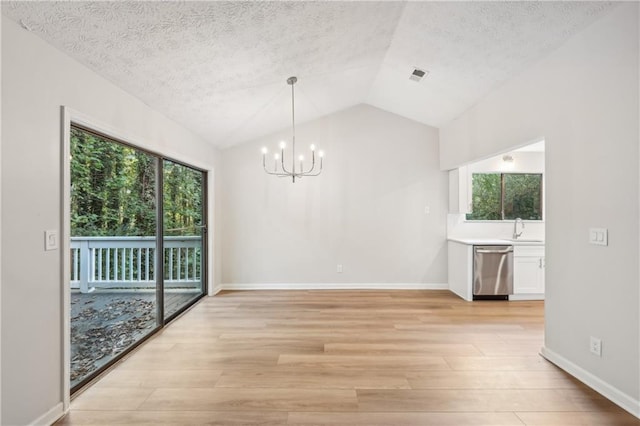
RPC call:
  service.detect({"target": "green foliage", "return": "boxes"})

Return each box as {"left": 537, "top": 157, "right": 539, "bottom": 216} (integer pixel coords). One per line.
{"left": 466, "top": 173, "right": 542, "bottom": 221}
{"left": 467, "top": 173, "right": 502, "bottom": 220}
{"left": 504, "top": 174, "right": 542, "bottom": 220}
{"left": 71, "top": 127, "right": 203, "bottom": 237}
{"left": 163, "top": 161, "right": 203, "bottom": 237}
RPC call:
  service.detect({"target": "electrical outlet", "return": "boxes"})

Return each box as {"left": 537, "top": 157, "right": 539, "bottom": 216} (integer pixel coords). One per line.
{"left": 336, "top": 264, "right": 343, "bottom": 273}
{"left": 589, "top": 228, "right": 608, "bottom": 246}
{"left": 590, "top": 336, "right": 602, "bottom": 357}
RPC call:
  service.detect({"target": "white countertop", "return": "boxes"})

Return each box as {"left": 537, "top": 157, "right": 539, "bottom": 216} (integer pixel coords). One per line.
{"left": 448, "top": 237, "right": 544, "bottom": 246}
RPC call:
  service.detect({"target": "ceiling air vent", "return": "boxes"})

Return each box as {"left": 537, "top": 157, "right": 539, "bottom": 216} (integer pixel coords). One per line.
{"left": 409, "top": 68, "right": 428, "bottom": 82}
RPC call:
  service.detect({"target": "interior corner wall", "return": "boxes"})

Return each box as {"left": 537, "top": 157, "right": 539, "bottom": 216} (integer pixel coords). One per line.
{"left": 1, "top": 16, "right": 222, "bottom": 425}
{"left": 440, "top": 3, "right": 640, "bottom": 412}
{"left": 221, "top": 104, "right": 448, "bottom": 287}
{"left": 0, "top": 13, "right": 3, "bottom": 425}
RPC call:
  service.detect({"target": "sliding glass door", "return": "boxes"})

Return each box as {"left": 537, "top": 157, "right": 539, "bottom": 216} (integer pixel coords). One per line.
{"left": 163, "top": 159, "right": 206, "bottom": 320}
{"left": 69, "top": 125, "right": 206, "bottom": 392}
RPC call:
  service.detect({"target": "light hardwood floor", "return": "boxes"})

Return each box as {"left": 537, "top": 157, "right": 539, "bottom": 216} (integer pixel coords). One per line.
{"left": 57, "top": 290, "right": 640, "bottom": 425}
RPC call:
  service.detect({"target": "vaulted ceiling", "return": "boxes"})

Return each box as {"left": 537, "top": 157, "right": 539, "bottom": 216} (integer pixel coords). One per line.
{"left": 2, "top": 1, "right": 617, "bottom": 148}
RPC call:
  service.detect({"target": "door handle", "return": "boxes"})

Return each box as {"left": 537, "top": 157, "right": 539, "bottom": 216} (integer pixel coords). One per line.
{"left": 476, "top": 248, "right": 513, "bottom": 254}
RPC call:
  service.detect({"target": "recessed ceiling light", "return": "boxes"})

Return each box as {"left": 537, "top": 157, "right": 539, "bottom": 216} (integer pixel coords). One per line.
{"left": 409, "top": 67, "right": 428, "bottom": 82}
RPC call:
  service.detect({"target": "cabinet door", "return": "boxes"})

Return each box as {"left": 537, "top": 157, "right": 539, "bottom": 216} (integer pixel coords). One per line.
{"left": 448, "top": 242, "right": 473, "bottom": 301}
{"left": 514, "top": 256, "right": 544, "bottom": 294}
{"left": 540, "top": 257, "right": 545, "bottom": 293}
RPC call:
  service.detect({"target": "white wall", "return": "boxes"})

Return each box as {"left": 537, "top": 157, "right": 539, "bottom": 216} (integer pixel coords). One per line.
{"left": 447, "top": 214, "right": 545, "bottom": 241}
{"left": 0, "top": 14, "right": 3, "bottom": 425}
{"left": 221, "top": 104, "right": 448, "bottom": 287}
{"left": 467, "top": 151, "right": 544, "bottom": 174}
{"left": 440, "top": 4, "right": 639, "bottom": 415}
{"left": 1, "top": 17, "right": 222, "bottom": 425}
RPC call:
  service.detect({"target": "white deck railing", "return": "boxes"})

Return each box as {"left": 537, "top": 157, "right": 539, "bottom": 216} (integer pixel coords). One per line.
{"left": 70, "top": 236, "right": 202, "bottom": 293}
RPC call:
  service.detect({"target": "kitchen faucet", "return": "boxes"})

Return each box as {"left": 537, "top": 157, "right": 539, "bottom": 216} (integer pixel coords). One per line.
{"left": 513, "top": 218, "right": 525, "bottom": 240}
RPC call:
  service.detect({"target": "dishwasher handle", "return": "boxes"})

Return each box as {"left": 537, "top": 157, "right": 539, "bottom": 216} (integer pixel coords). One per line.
{"left": 475, "top": 247, "right": 513, "bottom": 254}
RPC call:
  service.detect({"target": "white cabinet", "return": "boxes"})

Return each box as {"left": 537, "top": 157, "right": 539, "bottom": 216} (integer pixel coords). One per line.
{"left": 447, "top": 241, "right": 473, "bottom": 301}
{"left": 448, "top": 240, "right": 545, "bottom": 302}
{"left": 448, "top": 166, "right": 471, "bottom": 214}
{"left": 513, "top": 245, "right": 545, "bottom": 297}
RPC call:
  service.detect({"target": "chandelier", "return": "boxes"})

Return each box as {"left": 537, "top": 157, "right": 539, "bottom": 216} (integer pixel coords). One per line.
{"left": 261, "top": 76, "right": 324, "bottom": 183}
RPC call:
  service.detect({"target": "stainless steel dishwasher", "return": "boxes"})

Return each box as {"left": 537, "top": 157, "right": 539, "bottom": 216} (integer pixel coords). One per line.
{"left": 473, "top": 245, "right": 513, "bottom": 300}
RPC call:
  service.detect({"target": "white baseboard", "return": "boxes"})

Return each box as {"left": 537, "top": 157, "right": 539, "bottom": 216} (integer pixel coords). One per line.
{"left": 509, "top": 294, "right": 545, "bottom": 301}
{"left": 540, "top": 346, "right": 640, "bottom": 419}
{"left": 221, "top": 282, "right": 448, "bottom": 291}
{"left": 209, "top": 284, "right": 222, "bottom": 296}
{"left": 29, "top": 402, "right": 65, "bottom": 426}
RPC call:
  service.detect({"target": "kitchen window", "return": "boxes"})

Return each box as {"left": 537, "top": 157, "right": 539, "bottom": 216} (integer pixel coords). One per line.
{"left": 466, "top": 173, "right": 543, "bottom": 221}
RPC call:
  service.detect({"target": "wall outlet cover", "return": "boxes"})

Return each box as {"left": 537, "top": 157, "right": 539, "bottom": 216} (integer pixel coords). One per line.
{"left": 589, "top": 336, "right": 602, "bottom": 357}
{"left": 588, "top": 228, "right": 608, "bottom": 246}
{"left": 45, "top": 229, "right": 58, "bottom": 251}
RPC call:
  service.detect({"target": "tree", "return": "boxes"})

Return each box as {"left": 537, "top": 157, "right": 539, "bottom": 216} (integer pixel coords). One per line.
{"left": 70, "top": 128, "right": 151, "bottom": 236}
{"left": 466, "top": 173, "right": 542, "bottom": 221}
{"left": 70, "top": 127, "right": 203, "bottom": 237}
{"left": 467, "top": 173, "right": 501, "bottom": 220}
{"left": 163, "top": 160, "right": 203, "bottom": 236}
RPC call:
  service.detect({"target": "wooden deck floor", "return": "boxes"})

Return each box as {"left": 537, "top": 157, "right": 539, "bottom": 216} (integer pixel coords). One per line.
{"left": 59, "top": 290, "right": 639, "bottom": 425}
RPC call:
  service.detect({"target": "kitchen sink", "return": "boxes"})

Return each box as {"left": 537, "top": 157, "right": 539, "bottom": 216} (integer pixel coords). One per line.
{"left": 509, "top": 239, "right": 544, "bottom": 243}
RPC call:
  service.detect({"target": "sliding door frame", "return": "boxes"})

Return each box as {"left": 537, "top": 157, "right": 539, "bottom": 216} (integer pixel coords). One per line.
{"left": 61, "top": 107, "right": 212, "bottom": 408}
{"left": 161, "top": 157, "right": 208, "bottom": 323}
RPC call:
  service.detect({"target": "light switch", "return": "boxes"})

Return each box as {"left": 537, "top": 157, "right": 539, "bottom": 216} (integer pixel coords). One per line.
{"left": 589, "top": 228, "right": 608, "bottom": 246}
{"left": 45, "top": 230, "right": 58, "bottom": 251}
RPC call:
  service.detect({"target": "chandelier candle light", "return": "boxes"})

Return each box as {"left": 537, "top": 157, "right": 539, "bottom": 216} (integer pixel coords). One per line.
{"left": 261, "top": 76, "right": 324, "bottom": 183}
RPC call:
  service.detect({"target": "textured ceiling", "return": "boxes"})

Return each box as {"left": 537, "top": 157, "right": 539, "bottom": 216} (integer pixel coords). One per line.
{"left": 2, "top": 1, "right": 617, "bottom": 148}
